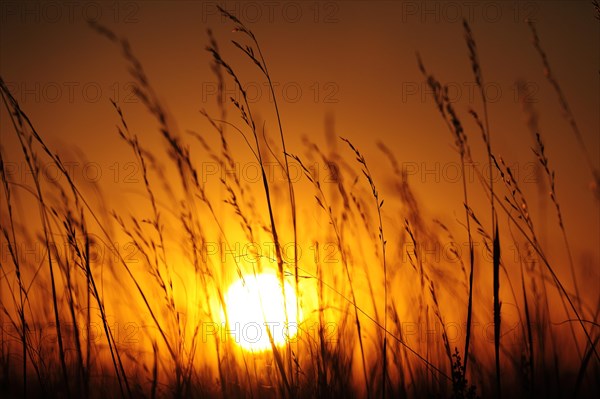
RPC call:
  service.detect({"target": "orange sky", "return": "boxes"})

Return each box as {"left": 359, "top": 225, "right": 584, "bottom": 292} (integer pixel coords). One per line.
{"left": 1, "top": 0, "right": 598, "bottom": 260}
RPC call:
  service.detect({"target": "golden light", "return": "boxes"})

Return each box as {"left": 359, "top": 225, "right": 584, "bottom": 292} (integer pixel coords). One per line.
{"left": 223, "top": 273, "right": 300, "bottom": 352}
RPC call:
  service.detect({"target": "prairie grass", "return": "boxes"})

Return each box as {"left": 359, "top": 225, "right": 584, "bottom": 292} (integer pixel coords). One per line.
{"left": 0, "top": 8, "right": 599, "bottom": 399}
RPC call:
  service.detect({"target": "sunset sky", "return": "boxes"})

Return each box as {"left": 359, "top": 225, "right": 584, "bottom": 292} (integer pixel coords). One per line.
{"left": 2, "top": 1, "right": 597, "bottom": 256}
{"left": 1, "top": 1, "right": 599, "bottom": 397}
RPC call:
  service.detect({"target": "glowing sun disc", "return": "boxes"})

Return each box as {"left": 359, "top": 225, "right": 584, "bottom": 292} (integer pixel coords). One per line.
{"left": 223, "top": 273, "right": 300, "bottom": 351}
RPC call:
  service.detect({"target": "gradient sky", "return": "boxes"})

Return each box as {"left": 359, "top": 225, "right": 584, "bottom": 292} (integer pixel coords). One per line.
{"left": 1, "top": 0, "right": 599, "bottom": 260}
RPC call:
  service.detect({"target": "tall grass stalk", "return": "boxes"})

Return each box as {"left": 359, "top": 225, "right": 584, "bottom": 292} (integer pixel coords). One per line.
{"left": 462, "top": 20, "right": 502, "bottom": 396}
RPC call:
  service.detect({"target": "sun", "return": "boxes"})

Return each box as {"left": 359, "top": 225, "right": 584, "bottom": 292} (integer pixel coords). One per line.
{"left": 223, "top": 273, "right": 300, "bottom": 351}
